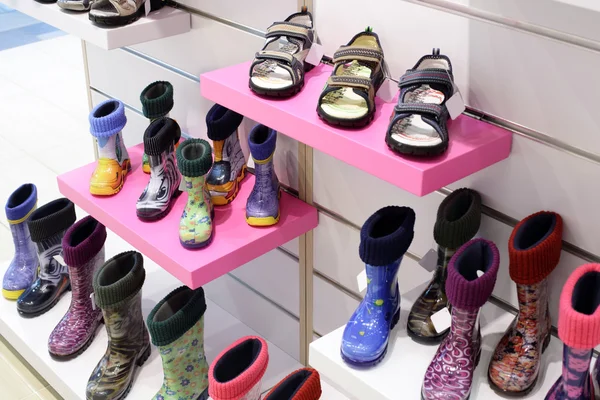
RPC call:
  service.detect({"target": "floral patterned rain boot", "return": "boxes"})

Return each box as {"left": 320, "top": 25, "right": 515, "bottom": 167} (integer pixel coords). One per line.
{"left": 176, "top": 139, "right": 214, "bottom": 249}
{"left": 341, "top": 206, "right": 415, "bottom": 366}
{"left": 89, "top": 100, "right": 131, "bottom": 196}
{"left": 408, "top": 188, "right": 481, "bottom": 343}
{"left": 2, "top": 184, "right": 38, "bottom": 300}
{"left": 48, "top": 216, "right": 106, "bottom": 360}
{"left": 422, "top": 239, "right": 500, "bottom": 400}
{"left": 545, "top": 263, "right": 600, "bottom": 400}
{"left": 206, "top": 104, "right": 246, "bottom": 205}
{"left": 489, "top": 211, "right": 563, "bottom": 395}
{"left": 208, "top": 336, "right": 269, "bottom": 400}
{"left": 263, "top": 368, "right": 322, "bottom": 400}
{"left": 147, "top": 286, "right": 209, "bottom": 400}
{"left": 140, "top": 81, "right": 175, "bottom": 174}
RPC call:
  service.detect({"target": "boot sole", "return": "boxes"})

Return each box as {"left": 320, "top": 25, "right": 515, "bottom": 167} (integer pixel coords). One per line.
{"left": 210, "top": 165, "right": 246, "bottom": 206}
{"left": 49, "top": 316, "right": 104, "bottom": 361}
{"left": 2, "top": 288, "right": 25, "bottom": 300}
{"left": 18, "top": 281, "right": 71, "bottom": 318}
{"left": 90, "top": 159, "right": 131, "bottom": 196}
{"left": 181, "top": 231, "right": 214, "bottom": 249}
{"left": 137, "top": 188, "right": 183, "bottom": 221}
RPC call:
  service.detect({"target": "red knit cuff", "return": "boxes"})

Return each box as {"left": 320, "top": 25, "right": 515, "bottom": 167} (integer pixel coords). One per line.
{"left": 558, "top": 264, "right": 600, "bottom": 349}
{"left": 508, "top": 211, "right": 563, "bottom": 284}
{"left": 208, "top": 336, "right": 269, "bottom": 400}
{"left": 264, "top": 368, "right": 322, "bottom": 400}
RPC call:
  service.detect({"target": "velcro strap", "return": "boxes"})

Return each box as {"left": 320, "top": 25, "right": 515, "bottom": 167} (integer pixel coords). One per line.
{"left": 255, "top": 50, "right": 294, "bottom": 65}
{"left": 394, "top": 103, "right": 444, "bottom": 119}
{"left": 266, "top": 23, "right": 310, "bottom": 41}
{"left": 326, "top": 76, "right": 372, "bottom": 91}
{"left": 399, "top": 69, "right": 454, "bottom": 93}
{"left": 333, "top": 46, "right": 383, "bottom": 64}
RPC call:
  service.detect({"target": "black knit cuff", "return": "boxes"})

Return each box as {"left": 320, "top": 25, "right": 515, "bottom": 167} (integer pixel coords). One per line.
{"left": 434, "top": 188, "right": 481, "bottom": 250}
{"left": 140, "top": 81, "right": 174, "bottom": 120}
{"left": 176, "top": 139, "right": 213, "bottom": 177}
{"left": 94, "top": 251, "right": 145, "bottom": 309}
{"left": 147, "top": 286, "right": 207, "bottom": 346}
{"left": 359, "top": 206, "right": 415, "bottom": 266}
{"left": 206, "top": 103, "right": 243, "bottom": 141}
{"left": 27, "top": 198, "right": 76, "bottom": 243}
{"left": 144, "top": 117, "right": 181, "bottom": 156}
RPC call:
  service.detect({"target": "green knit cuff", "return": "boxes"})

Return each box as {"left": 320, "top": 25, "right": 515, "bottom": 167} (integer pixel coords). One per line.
{"left": 93, "top": 251, "right": 145, "bottom": 309}
{"left": 176, "top": 139, "right": 213, "bottom": 177}
{"left": 434, "top": 188, "right": 482, "bottom": 250}
{"left": 147, "top": 286, "right": 207, "bottom": 346}
{"left": 140, "top": 81, "right": 174, "bottom": 120}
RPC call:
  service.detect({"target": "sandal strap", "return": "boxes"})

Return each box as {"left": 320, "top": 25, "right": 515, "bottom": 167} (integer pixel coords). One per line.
{"left": 266, "top": 22, "right": 311, "bottom": 42}
{"left": 333, "top": 46, "right": 384, "bottom": 64}
{"left": 399, "top": 69, "right": 454, "bottom": 96}
{"left": 394, "top": 103, "right": 446, "bottom": 119}
{"left": 255, "top": 50, "right": 295, "bottom": 65}
{"left": 326, "top": 75, "right": 373, "bottom": 91}
{"left": 251, "top": 50, "right": 303, "bottom": 84}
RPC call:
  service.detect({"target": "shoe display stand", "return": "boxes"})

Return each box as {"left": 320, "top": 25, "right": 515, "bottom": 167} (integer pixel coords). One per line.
{"left": 0, "top": 0, "right": 190, "bottom": 50}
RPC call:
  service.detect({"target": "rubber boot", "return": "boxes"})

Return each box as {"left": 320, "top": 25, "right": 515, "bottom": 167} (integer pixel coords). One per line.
{"left": 489, "top": 211, "right": 563, "bottom": 395}
{"left": 140, "top": 81, "right": 175, "bottom": 174}
{"left": 17, "top": 199, "right": 76, "bottom": 317}
{"left": 176, "top": 139, "right": 214, "bottom": 249}
{"left": 48, "top": 216, "right": 106, "bottom": 360}
{"left": 2, "top": 184, "right": 38, "bottom": 300}
{"left": 545, "top": 263, "right": 600, "bottom": 400}
{"left": 89, "top": 100, "right": 130, "bottom": 196}
{"left": 408, "top": 188, "right": 481, "bottom": 343}
{"left": 205, "top": 104, "right": 246, "bottom": 205}
{"left": 246, "top": 125, "right": 279, "bottom": 226}
{"left": 263, "top": 368, "right": 322, "bottom": 400}
{"left": 86, "top": 251, "right": 150, "bottom": 400}
{"left": 147, "top": 286, "right": 209, "bottom": 400}
{"left": 341, "top": 206, "right": 415, "bottom": 366}
{"left": 422, "top": 239, "right": 500, "bottom": 400}
{"left": 137, "top": 117, "right": 182, "bottom": 221}
{"left": 208, "top": 336, "right": 269, "bottom": 400}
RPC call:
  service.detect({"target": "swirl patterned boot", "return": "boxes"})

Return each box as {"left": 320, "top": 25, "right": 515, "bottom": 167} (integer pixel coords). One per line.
{"left": 177, "top": 139, "right": 214, "bottom": 249}
{"left": 263, "top": 368, "right": 322, "bottom": 400}
{"left": 17, "top": 199, "right": 76, "bottom": 317}
{"left": 86, "top": 251, "right": 150, "bottom": 400}
{"left": 421, "top": 239, "right": 499, "bottom": 400}
{"left": 208, "top": 336, "right": 269, "bottom": 400}
{"left": 205, "top": 104, "right": 246, "bottom": 205}
{"left": 137, "top": 117, "right": 182, "bottom": 221}
{"left": 489, "top": 211, "right": 563, "bottom": 395}
{"left": 89, "top": 100, "right": 131, "bottom": 196}
{"left": 246, "top": 125, "right": 279, "bottom": 226}
{"left": 140, "top": 81, "right": 175, "bottom": 174}
{"left": 341, "top": 206, "right": 415, "bottom": 366}
{"left": 147, "top": 286, "right": 209, "bottom": 400}
{"left": 2, "top": 184, "right": 38, "bottom": 300}
{"left": 408, "top": 188, "right": 481, "bottom": 343}
{"left": 48, "top": 216, "right": 106, "bottom": 360}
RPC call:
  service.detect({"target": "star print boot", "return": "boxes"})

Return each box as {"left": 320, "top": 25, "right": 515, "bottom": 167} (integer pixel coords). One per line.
{"left": 340, "top": 206, "right": 415, "bottom": 366}
{"left": 140, "top": 81, "right": 175, "bottom": 174}
{"left": 147, "top": 286, "right": 209, "bottom": 400}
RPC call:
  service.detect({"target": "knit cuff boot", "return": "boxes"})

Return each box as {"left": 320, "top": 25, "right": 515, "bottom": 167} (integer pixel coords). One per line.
{"left": 446, "top": 239, "right": 500, "bottom": 311}
{"left": 206, "top": 104, "right": 243, "bottom": 141}
{"left": 89, "top": 100, "right": 127, "bottom": 138}
{"left": 147, "top": 286, "right": 207, "bottom": 346}
{"left": 176, "top": 139, "right": 213, "bottom": 177}
{"left": 5, "top": 184, "right": 37, "bottom": 223}
{"left": 140, "top": 81, "right": 174, "bottom": 120}
{"left": 62, "top": 216, "right": 107, "bottom": 268}
{"left": 248, "top": 124, "right": 276, "bottom": 161}
{"left": 93, "top": 251, "right": 145, "bottom": 309}
{"left": 359, "top": 206, "right": 415, "bottom": 266}
{"left": 433, "top": 188, "right": 481, "bottom": 250}
{"left": 144, "top": 118, "right": 182, "bottom": 156}
{"left": 27, "top": 198, "right": 76, "bottom": 243}
{"left": 509, "top": 211, "right": 563, "bottom": 285}
{"left": 558, "top": 264, "right": 600, "bottom": 349}
{"left": 209, "top": 336, "right": 269, "bottom": 400}
{"left": 263, "top": 368, "right": 322, "bottom": 400}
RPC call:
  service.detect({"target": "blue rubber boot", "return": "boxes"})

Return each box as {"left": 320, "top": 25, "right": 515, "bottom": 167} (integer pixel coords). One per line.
{"left": 341, "top": 206, "right": 415, "bottom": 366}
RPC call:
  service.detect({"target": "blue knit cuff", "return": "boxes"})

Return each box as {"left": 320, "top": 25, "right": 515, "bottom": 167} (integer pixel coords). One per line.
{"left": 5, "top": 184, "right": 37, "bottom": 222}
{"left": 249, "top": 124, "right": 277, "bottom": 161}
{"left": 89, "top": 99, "right": 127, "bottom": 138}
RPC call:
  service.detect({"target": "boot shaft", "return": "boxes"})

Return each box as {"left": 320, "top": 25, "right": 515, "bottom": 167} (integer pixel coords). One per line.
{"left": 253, "top": 159, "right": 279, "bottom": 193}
{"left": 96, "top": 131, "right": 129, "bottom": 163}
{"left": 561, "top": 346, "right": 593, "bottom": 399}
{"left": 102, "top": 290, "right": 148, "bottom": 344}
{"left": 364, "top": 260, "right": 400, "bottom": 305}
{"left": 6, "top": 184, "right": 38, "bottom": 266}
{"left": 432, "top": 246, "right": 456, "bottom": 289}
{"left": 449, "top": 307, "right": 481, "bottom": 344}
{"left": 9, "top": 221, "right": 37, "bottom": 267}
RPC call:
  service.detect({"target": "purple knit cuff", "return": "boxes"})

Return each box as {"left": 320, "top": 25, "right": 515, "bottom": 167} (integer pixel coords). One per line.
{"left": 89, "top": 99, "right": 127, "bottom": 138}
{"left": 446, "top": 238, "right": 499, "bottom": 311}
{"left": 62, "top": 216, "right": 107, "bottom": 267}
{"left": 248, "top": 124, "right": 277, "bottom": 161}
{"left": 5, "top": 184, "right": 37, "bottom": 222}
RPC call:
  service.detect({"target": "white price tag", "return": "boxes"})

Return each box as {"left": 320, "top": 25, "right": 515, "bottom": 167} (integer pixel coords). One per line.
{"left": 356, "top": 270, "right": 368, "bottom": 293}
{"left": 90, "top": 293, "right": 96, "bottom": 310}
{"left": 430, "top": 307, "right": 452, "bottom": 333}
{"left": 446, "top": 90, "right": 465, "bottom": 120}
{"left": 305, "top": 43, "right": 324, "bottom": 66}
{"left": 144, "top": 0, "right": 151, "bottom": 16}
{"left": 53, "top": 254, "right": 66, "bottom": 266}
{"left": 376, "top": 78, "right": 397, "bottom": 103}
{"left": 178, "top": 178, "right": 187, "bottom": 192}
{"left": 418, "top": 248, "right": 438, "bottom": 272}
{"left": 476, "top": 270, "right": 484, "bottom": 278}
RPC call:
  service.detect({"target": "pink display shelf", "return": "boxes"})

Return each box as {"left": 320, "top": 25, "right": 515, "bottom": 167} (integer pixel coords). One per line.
{"left": 200, "top": 62, "right": 513, "bottom": 196}
{"left": 57, "top": 145, "right": 318, "bottom": 289}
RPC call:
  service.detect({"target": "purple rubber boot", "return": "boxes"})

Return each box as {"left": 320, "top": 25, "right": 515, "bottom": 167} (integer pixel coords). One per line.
{"left": 2, "top": 184, "right": 38, "bottom": 300}
{"left": 246, "top": 124, "right": 280, "bottom": 227}
{"left": 421, "top": 238, "right": 499, "bottom": 400}
{"left": 48, "top": 216, "right": 106, "bottom": 360}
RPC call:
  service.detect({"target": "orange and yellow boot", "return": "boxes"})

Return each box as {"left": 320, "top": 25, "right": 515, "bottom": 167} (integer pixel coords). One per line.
{"left": 89, "top": 99, "right": 130, "bottom": 196}
{"left": 140, "top": 81, "right": 175, "bottom": 174}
